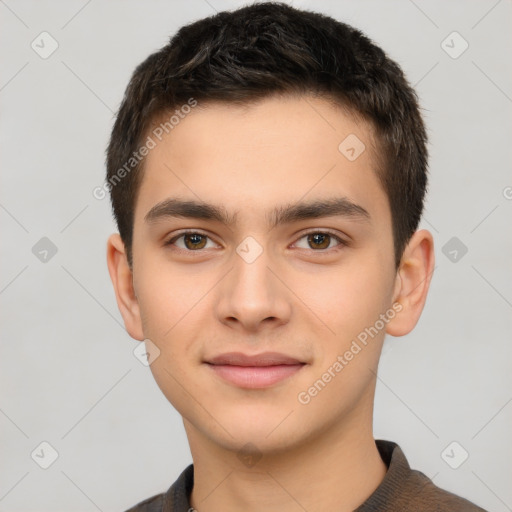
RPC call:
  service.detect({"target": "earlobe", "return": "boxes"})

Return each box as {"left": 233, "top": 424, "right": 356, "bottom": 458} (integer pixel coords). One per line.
{"left": 106, "top": 233, "right": 145, "bottom": 341}
{"left": 385, "top": 229, "right": 435, "bottom": 337}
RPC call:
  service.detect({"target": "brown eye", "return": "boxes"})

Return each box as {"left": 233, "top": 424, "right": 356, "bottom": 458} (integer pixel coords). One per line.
{"left": 307, "top": 233, "right": 331, "bottom": 250}
{"left": 183, "top": 233, "right": 207, "bottom": 250}
{"left": 165, "top": 232, "right": 215, "bottom": 251}
{"left": 294, "top": 231, "right": 345, "bottom": 251}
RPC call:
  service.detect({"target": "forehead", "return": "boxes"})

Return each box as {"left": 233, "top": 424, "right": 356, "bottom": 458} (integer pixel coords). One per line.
{"left": 134, "top": 94, "right": 389, "bottom": 228}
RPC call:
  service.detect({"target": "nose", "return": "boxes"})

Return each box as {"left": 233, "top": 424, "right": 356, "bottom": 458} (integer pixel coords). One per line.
{"left": 214, "top": 242, "right": 292, "bottom": 334}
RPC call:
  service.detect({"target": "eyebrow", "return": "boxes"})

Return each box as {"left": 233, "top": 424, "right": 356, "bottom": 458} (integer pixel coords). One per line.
{"left": 144, "top": 197, "right": 371, "bottom": 229}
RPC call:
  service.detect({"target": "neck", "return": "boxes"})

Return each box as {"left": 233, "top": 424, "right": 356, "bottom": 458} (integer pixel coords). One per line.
{"left": 185, "top": 406, "right": 387, "bottom": 512}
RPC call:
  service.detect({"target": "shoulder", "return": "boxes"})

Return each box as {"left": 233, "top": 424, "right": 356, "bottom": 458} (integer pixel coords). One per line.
{"left": 121, "top": 463, "right": 194, "bottom": 512}
{"left": 123, "top": 492, "right": 165, "bottom": 512}
{"left": 403, "top": 468, "right": 488, "bottom": 511}
{"left": 367, "top": 440, "right": 488, "bottom": 512}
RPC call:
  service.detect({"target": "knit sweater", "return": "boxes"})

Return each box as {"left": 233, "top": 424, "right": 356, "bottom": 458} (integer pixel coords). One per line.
{"left": 124, "top": 439, "right": 487, "bottom": 511}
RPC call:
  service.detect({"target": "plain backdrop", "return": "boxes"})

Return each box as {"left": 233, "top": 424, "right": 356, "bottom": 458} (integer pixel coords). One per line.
{"left": 1, "top": 1, "right": 511, "bottom": 511}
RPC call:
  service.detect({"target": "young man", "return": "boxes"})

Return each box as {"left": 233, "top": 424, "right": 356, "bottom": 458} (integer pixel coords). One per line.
{"left": 105, "top": 3, "right": 487, "bottom": 511}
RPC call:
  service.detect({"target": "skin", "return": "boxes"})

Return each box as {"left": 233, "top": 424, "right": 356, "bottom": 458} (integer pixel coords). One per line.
{"left": 107, "top": 94, "right": 435, "bottom": 512}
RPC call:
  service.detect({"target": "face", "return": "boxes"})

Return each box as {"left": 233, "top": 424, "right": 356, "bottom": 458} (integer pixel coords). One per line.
{"left": 114, "top": 95, "right": 406, "bottom": 456}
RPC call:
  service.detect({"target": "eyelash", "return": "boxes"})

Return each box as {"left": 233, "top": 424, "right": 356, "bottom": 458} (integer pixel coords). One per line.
{"left": 164, "top": 229, "right": 348, "bottom": 254}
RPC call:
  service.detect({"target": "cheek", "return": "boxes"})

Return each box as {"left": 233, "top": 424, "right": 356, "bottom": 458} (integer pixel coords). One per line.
{"left": 293, "top": 258, "right": 392, "bottom": 341}
{"left": 135, "top": 268, "right": 206, "bottom": 410}
{"left": 135, "top": 262, "right": 204, "bottom": 339}
{"left": 134, "top": 264, "right": 213, "bottom": 390}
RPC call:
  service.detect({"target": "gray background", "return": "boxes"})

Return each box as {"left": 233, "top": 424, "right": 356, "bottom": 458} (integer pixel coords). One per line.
{"left": 1, "top": 1, "right": 511, "bottom": 511}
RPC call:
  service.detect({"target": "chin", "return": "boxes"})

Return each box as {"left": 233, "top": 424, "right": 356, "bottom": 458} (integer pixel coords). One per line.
{"left": 220, "top": 427, "right": 303, "bottom": 457}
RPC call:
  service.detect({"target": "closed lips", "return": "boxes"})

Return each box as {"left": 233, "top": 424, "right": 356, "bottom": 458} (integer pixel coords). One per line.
{"left": 205, "top": 352, "right": 305, "bottom": 367}
{"left": 204, "top": 352, "right": 307, "bottom": 389}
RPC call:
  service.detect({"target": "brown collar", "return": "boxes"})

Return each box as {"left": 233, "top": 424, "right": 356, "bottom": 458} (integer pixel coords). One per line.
{"left": 162, "top": 440, "right": 400, "bottom": 511}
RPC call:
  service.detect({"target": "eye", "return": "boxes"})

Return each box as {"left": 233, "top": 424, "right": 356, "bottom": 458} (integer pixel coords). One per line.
{"left": 165, "top": 231, "right": 218, "bottom": 251}
{"left": 164, "top": 230, "right": 348, "bottom": 253}
{"left": 293, "top": 231, "right": 347, "bottom": 251}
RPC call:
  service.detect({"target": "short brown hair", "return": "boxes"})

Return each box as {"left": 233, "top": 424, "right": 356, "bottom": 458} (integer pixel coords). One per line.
{"left": 106, "top": 1, "right": 428, "bottom": 269}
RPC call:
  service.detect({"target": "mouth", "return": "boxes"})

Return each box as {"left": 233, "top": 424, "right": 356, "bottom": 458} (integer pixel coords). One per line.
{"left": 204, "top": 351, "right": 307, "bottom": 389}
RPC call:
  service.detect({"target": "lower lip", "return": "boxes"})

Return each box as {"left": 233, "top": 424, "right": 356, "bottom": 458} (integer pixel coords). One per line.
{"left": 206, "top": 363, "right": 305, "bottom": 389}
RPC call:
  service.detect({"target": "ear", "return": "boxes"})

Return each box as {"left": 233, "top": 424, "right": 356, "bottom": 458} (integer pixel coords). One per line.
{"left": 106, "top": 233, "right": 144, "bottom": 341}
{"left": 385, "top": 229, "right": 435, "bottom": 337}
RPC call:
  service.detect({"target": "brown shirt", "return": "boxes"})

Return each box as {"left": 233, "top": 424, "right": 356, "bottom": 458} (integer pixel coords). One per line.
{"left": 124, "top": 439, "right": 487, "bottom": 511}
